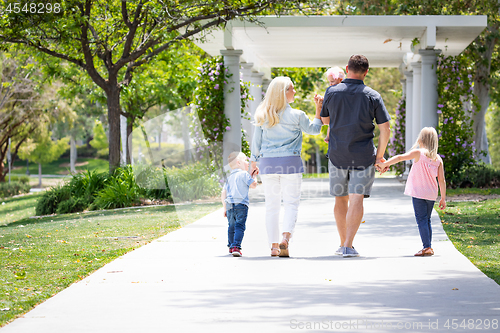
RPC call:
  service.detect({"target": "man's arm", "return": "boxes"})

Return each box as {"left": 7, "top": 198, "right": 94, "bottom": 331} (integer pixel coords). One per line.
{"left": 376, "top": 121, "right": 391, "bottom": 163}
{"left": 321, "top": 116, "right": 330, "bottom": 125}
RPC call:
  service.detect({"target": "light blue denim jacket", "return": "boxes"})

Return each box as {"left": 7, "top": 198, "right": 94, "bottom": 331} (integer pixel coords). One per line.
{"left": 250, "top": 105, "right": 323, "bottom": 162}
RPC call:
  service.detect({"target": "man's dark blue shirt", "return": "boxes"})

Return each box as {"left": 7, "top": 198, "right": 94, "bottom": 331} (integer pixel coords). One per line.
{"left": 320, "top": 78, "right": 391, "bottom": 169}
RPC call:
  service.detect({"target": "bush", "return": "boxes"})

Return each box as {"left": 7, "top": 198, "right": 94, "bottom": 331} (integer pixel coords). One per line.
{"left": 8, "top": 175, "right": 30, "bottom": 184}
{"left": 0, "top": 181, "right": 31, "bottom": 198}
{"left": 455, "top": 164, "right": 500, "bottom": 188}
{"left": 164, "top": 163, "right": 220, "bottom": 202}
{"left": 56, "top": 197, "right": 88, "bottom": 214}
{"left": 68, "top": 170, "right": 108, "bottom": 205}
{"left": 93, "top": 166, "right": 140, "bottom": 210}
{"left": 35, "top": 185, "right": 71, "bottom": 216}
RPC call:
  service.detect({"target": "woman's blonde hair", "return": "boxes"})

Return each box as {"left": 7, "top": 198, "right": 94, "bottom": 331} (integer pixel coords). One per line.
{"left": 412, "top": 127, "right": 439, "bottom": 160}
{"left": 254, "top": 76, "right": 292, "bottom": 128}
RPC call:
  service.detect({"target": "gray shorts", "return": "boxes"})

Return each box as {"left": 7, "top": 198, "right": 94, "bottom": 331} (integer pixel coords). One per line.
{"left": 328, "top": 160, "right": 375, "bottom": 198}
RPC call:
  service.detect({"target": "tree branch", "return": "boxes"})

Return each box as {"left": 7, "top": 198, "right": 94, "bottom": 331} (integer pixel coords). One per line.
{"left": 80, "top": 0, "right": 108, "bottom": 92}
{"left": 121, "top": 0, "right": 132, "bottom": 28}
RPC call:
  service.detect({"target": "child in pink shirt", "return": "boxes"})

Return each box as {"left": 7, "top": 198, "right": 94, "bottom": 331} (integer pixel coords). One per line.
{"left": 378, "top": 127, "right": 446, "bottom": 256}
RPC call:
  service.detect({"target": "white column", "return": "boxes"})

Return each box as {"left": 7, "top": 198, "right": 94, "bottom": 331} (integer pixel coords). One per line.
{"left": 240, "top": 63, "right": 253, "bottom": 149}
{"left": 403, "top": 70, "right": 413, "bottom": 178}
{"left": 248, "top": 72, "right": 264, "bottom": 146}
{"left": 240, "top": 62, "right": 253, "bottom": 82}
{"left": 411, "top": 62, "right": 422, "bottom": 145}
{"left": 404, "top": 71, "right": 414, "bottom": 152}
{"left": 262, "top": 78, "right": 271, "bottom": 93}
{"left": 120, "top": 114, "right": 127, "bottom": 166}
{"left": 419, "top": 49, "right": 441, "bottom": 129}
{"left": 221, "top": 49, "right": 243, "bottom": 165}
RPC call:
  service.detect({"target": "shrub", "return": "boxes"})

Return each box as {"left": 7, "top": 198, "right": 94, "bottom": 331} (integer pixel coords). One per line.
{"left": 93, "top": 166, "right": 140, "bottom": 209}
{"left": 164, "top": 163, "right": 220, "bottom": 202}
{"left": 0, "top": 181, "right": 31, "bottom": 198}
{"left": 56, "top": 197, "right": 88, "bottom": 214}
{"left": 94, "top": 178, "right": 139, "bottom": 209}
{"left": 455, "top": 163, "right": 500, "bottom": 188}
{"left": 35, "top": 185, "right": 71, "bottom": 216}
{"left": 8, "top": 175, "right": 30, "bottom": 184}
{"left": 68, "top": 170, "right": 108, "bottom": 205}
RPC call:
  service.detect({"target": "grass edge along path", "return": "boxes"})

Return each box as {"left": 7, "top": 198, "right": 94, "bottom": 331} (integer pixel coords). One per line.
{"left": 437, "top": 197, "right": 500, "bottom": 286}
{"left": 0, "top": 198, "right": 221, "bottom": 327}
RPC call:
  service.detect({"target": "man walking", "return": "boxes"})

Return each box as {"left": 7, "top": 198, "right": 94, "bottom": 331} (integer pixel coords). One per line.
{"left": 320, "top": 54, "right": 391, "bottom": 257}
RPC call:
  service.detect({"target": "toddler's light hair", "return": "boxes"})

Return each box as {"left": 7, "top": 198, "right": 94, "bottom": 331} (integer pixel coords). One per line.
{"left": 254, "top": 76, "right": 292, "bottom": 128}
{"left": 228, "top": 151, "right": 246, "bottom": 169}
{"left": 326, "top": 66, "right": 346, "bottom": 81}
{"left": 412, "top": 127, "right": 439, "bottom": 160}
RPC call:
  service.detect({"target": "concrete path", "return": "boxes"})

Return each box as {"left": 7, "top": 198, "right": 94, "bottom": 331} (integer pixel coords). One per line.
{"left": 2, "top": 178, "right": 500, "bottom": 333}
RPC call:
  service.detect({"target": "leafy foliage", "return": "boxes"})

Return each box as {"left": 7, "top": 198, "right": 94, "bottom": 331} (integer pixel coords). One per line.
{"left": 388, "top": 96, "right": 406, "bottom": 175}
{"left": 436, "top": 55, "right": 479, "bottom": 186}
{"left": 191, "top": 56, "right": 252, "bottom": 163}
{"left": 0, "top": 181, "right": 30, "bottom": 198}
{"left": 89, "top": 120, "right": 109, "bottom": 157}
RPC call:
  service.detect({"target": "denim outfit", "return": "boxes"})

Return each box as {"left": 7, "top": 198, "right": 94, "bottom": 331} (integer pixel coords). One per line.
{"left": 224, "top": 169, "right": 254, "bottom": 249}
{"left": 412, "top": 198, "right": 434, "bottom": 249}
{"left": 250, "top": 105, "right": 323, "bottom": 162}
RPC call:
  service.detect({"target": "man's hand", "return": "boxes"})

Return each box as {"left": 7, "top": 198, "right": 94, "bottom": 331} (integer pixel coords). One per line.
{"left": 375, "top": 157, "right": 386, "bottom": 173}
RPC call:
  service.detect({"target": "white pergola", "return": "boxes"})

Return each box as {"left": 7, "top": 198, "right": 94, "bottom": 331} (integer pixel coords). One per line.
{"left": 195, "top": 15, "right": 487, "bottom": 166}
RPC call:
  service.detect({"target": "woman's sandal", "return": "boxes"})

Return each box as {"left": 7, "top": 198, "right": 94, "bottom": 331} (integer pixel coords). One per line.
{"left": 279, "top": 238, "right": 289, "bottom": 257}
{"left": 271, "top": 247, "right": 280, "bottom": 257}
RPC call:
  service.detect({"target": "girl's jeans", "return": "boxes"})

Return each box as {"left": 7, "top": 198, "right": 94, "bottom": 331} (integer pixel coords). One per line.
{"left": 260, "top": 173, "right": 302, "bottom": 245}
{"left": 227, "top": 203, "right": 248, "bottom": 249}
{"left": 412, "top": 197, "right": 435, "bottom": 249}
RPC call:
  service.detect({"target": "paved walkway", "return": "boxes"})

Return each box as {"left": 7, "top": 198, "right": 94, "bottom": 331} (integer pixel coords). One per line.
{"left": 2, "top": 178, "right": 500, "bottom": 333}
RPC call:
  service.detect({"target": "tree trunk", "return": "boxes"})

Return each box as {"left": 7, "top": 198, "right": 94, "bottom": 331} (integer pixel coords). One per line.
{"left": 70, "top": 135, "right": 77, "bottom": 173}
{"left": 471, "top": 25, "right": 497, "bottom": 164}
{"left": 38, "top": 163, "right": 42, "bottom": 188}
{"left": 106, "top": 86, "right": 122, "bottom": 173}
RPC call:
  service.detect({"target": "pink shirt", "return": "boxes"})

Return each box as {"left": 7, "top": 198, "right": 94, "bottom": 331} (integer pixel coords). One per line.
{"left": 404, "top": 149, "right": 441, "bottom": 201}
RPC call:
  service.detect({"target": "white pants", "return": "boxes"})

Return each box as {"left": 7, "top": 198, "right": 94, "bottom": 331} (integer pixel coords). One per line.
{"left": 260, "top": 173, "right": 302, "bottom": 245}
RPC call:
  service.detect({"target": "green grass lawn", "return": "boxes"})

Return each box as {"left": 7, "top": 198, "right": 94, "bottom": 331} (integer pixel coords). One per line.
{"left": 0, "top": 194, "right": 221, "bottom": 327}
{"left": 11, "top": 157, "right": 109, "bottom": 176}
{"left": 438, "top": 195, "right": 500, "bottom": 286}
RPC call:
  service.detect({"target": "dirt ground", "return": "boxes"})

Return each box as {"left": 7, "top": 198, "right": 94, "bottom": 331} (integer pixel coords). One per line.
{"left": 447, "top": 194, "right": 500, "bottom": 202}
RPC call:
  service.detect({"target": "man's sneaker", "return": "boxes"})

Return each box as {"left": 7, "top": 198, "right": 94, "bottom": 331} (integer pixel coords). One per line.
{"left": 335, "top": 246, "right": 344, "bottom": 255}
{"left": 343, "top": 246, "right": 360, "bottom": 257}
{"left": 231, "top": 247, "right": 242, "bottom": 257}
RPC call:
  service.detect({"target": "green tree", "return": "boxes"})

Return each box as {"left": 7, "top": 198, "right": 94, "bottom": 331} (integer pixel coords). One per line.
{"left": 89, "top": 120, "right": 109, "bottom": 157}
{"left": 0, "top": 0, "right": 315, "bottom": 172}
{"left": 18, "top": 131, "right": 69, "bottom": 187}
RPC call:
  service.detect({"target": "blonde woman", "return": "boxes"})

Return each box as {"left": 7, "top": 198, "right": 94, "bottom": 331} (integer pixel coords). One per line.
{"left": 250, "top": 76, "right": 324, "bottom": 257}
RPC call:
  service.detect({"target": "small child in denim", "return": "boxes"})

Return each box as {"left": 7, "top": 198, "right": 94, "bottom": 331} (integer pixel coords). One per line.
{"left": 221, "top": 152, "right": 257, "bottom": 257}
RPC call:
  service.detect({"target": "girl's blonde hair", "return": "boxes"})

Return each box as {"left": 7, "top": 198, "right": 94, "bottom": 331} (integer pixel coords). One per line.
{"left": 254, "top": 76, "right": 292, "bottom": 128}
{"left": 412, "top": 127, "right": 439, "bottom": 160}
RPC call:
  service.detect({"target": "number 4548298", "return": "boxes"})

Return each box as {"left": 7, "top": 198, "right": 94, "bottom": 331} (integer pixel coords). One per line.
{"left": 5, "top": 2, "right": 61, "bottom": 14}
{"left": 444, "top": 319, "right": 498, "bottom": 330}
